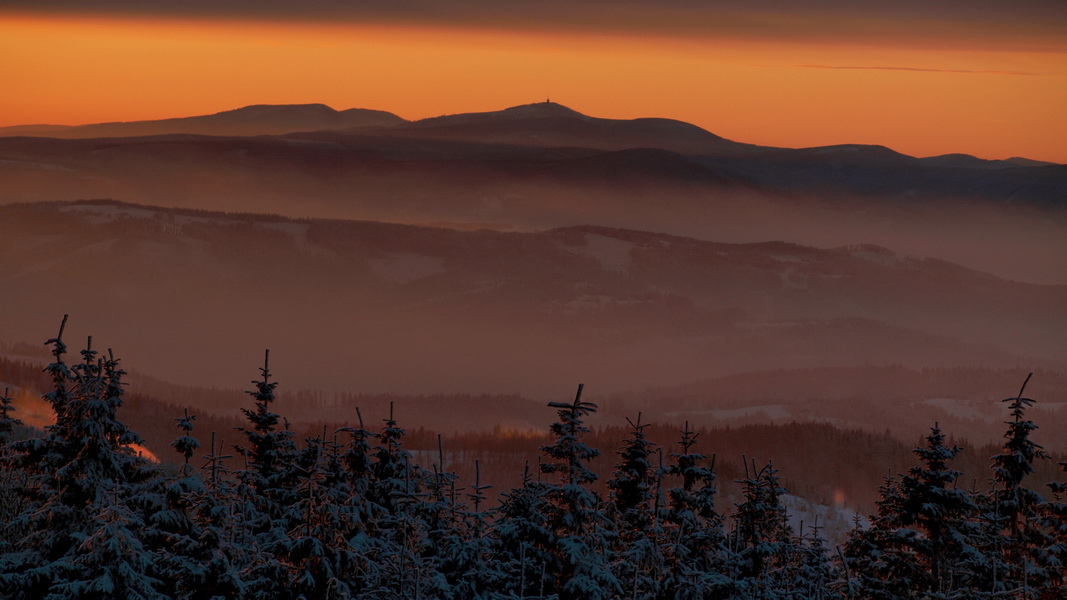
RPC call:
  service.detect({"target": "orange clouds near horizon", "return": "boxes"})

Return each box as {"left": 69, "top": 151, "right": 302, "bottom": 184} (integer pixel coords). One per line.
{"left": 2, "top": 13, "right": 1064, "bottom": 162}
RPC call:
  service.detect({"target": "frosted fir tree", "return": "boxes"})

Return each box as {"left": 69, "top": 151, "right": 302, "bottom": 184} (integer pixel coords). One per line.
{"left": 233, "top": 350, "right": 305, "bottom": 600}
{"left": 189, "top": 431, "right": 249, "bottom": 600}
{"left": 366, "top": 403, "right": 442, "bottom": 600}
{"left": 843, "top": 473, "right": 925, "bottom": 600}
{"left": 538, "top": 384, "right": 621, "bottom": 600}
{"left": 660, "top": 423, "right": 730, "bottom": 600}
{"left": 986, "top": 373, "right": 1053, "bottom": 596}
{"left": 0, "top": 386, "right": 22, "bottom": 444}
{"left": 791, "top": 518, "right": 837, "bottom": 600}
{"left": 337, "top": 407, "right": 390, "bottom": 596}
{"left": 728, "top": 459, "right": 795, "bottom": 599}
{"left": 49, "top": 490, "right": 165, "bottom": 600}
{"left": 0, "top": 318, "right": 163, "bottom": 599}
{"left": 281, "top": 434, "right": 369, "bottom": 600}
{"left": 1040, "top": 461, "right": 1067, "bottom": 593}
{"left": 438, "top": 459, "right": 507, "bottom": 599}
{"left": 337, "top": 406, "right": 375, "bottom": 509}
{"left": 607, "top": 413, "right": 665, "bottom": 600}
{"left": 847, "top": 423, "right": 984, "bottom": 598}
{"left": 489, "top": 461, "right": 557, "bottom": 599}
{"left": 142, "top": 409, "right": 209, "bottom": 600}
{"left": 235, "top": 350, "right": 301, "bottom": 523}
{"left": 903, "top": 424, "right": 985, "bottom": 595}
{"left": 0, "top": 386, "right": 29, "bottom": 551}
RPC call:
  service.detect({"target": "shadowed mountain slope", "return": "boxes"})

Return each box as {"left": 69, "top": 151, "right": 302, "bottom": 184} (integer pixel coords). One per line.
{"left": 1, "top": 200, "right": 1063, "bottom": 399}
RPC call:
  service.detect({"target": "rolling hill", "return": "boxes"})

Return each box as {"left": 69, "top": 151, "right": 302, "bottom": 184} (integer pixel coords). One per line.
{"left": 1, "top": 200, "right": 1063, "bottom": 400}
{"left": 2, "top": 102, "right": 1064, "bottom": 284}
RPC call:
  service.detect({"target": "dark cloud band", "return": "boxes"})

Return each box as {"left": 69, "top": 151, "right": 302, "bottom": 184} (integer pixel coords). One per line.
{"left": 799, "top": 65, "right": 1036, "bottom": 76}
{"left": 4, "top": 0, "right": 1066, "bottom": 52}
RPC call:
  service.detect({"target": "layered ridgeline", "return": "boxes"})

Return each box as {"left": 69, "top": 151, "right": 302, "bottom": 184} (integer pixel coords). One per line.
{"left": 1, "top": 102, "right": 1065, "bottom": 283}
{"left": 0, "top": 326, "right": 1065, "bottom": 599}
{"left": 1, "top": 200, "right": 1064, "bottom": 403}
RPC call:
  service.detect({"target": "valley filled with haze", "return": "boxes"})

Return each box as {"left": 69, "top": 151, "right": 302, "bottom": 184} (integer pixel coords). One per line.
{"left": 2, "top": 101, "right": 1066, "bottom": 524}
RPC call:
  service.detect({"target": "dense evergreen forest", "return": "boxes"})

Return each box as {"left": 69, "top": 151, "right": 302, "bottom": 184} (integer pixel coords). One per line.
{"left": 1, "top": 319, "right": 1066, "bottom": 599}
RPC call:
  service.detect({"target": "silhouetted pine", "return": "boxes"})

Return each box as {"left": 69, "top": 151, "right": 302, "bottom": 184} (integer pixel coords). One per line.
{"left": 843, "top": 473, "right": 925, "bottom": 600}
{"left": 986, "top": 373, "right": 1053, "bottom": 596}
{"left": 538, "top": 384, "right": 620, "bottom": 600}
{"left": 660, "top": 423, "right": 729, "bottom": 599}
{"left": 608, "top": 413, "right": 665, "bottom": 600}
{"left": 728, "top": 460, "right": 795, "bottom": 599}
{"left": 1042, "top": 461, "right": 1067, "bottom": 595}
{"left": 143, "top": 410, "right": 212, "bottom": 600}
{"left": 233, "top": 350, "right": 306, "bottom": 599}
{"left": 0, "top": 386, "right": 20, "bottom": 444}
{"left": 281, "top": 433, "right": 366, "bottom": 600}
{"left": 845, "top": 423, "right": 986, "bottom": 598}
{"left": 367, "top": 403, "right": 442, "bottom": 600}
{"left": 489, "top": 461, "right": 556, "bottom": 598}
{"left": 792, "top": 520, "right": 836, "bottom": 600}
{"left": 438, "top": 460, "right": 506, "bottom": 599}
{"left": 0, "top": 320, "right": 163, "bottom": 599}
{"left": 0, "top": 387, "right": 28, "bottom": 551}
{"left": 189, "top": 432, "right": 248, "bottom": 599}
{"left": 336, "top": 408, "right": 388, "bottom": 596}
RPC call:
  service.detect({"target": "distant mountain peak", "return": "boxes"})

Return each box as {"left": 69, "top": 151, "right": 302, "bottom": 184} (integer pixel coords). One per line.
{"left": 224, "top": 103, "right": 338, "bottom": 115}
{"left": 499, "top": 101, "right": 588, "bottom": 119}
{"left": 413, "top": 101, "right": 590, "bottom": 127}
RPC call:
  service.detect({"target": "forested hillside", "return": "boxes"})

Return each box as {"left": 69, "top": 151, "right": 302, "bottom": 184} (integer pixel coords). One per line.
{"left": 2, "top": 321, "right": 1066, "bottom": 598}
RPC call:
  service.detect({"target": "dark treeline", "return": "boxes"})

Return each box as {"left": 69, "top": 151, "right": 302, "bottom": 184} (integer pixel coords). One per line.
{"left": 8, "top": 352, "right": 1064, "bottom": 516}
{"left": 2, "top": 325, "right": 1067, "bottom": 599}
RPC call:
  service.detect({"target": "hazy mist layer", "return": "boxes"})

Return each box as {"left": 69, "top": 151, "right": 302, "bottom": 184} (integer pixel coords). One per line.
{"left": 2, "top": 201, "right": 1063, "bottom": 401}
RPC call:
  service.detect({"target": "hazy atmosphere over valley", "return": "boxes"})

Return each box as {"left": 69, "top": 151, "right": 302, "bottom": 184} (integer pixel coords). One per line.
{"left": 2, "top": 3, "right": 1067, "bottom": 599}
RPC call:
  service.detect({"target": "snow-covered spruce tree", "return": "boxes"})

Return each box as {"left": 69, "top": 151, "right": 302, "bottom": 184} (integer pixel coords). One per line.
{"left": 660, "top": 422, "right": 729, "bottom": 600}
{"left": 843, "top": 473, "right": 926, "bottom": 600}
{"left": 903, "top": 424, "right": 986, "bottom": 596}
{"left": 1042, "top": 461, "right": 1067, "bottom": 595}
{"left": 728, "top": 459, "right": 796, "bottom": 599}
{"left": 437, "top": 459, "right": 507, "bottom": 599}
{"left": 489, "top": 461, "right": 557, "bottom": 599}
{"left": 848, "top": 423, "right": 984, "bottom": 598}
{"left": 233, "top": 350, "right": 304, "bottom": 600}
{"left": 336, "top": 407, "right": 388, "bottom": 596}
{"left": 538, "top": 384, "right": 620, "bottom": 600}
{"left": 413, "top": 435, "right": 462, "bottom": 598}
{"left": 142, "top": 409, "right": 212, "bottom": 600}
{"left": 607, "top": 413, "right": 665, "bottom": 600}
{"left": 147, "top": 410, "right": 250, "bottom": 600}
{"left": 366, "top": 403, "right": 444, "bottom": 600}
{"left": 189, "top": 431, "right": 249, "bottom": 599}
{"left": 0, "top": 386, "right": 21, "bottom": 444}
{"left": 0, "top": 319, "right": 164, "bottom": 599}
{"left": 281, "top": 433, "right": 369, "bottom": 600}
{"left": 791, "top": 519, "right": 836, "bottom": 600}
{"left": 986, "top": 373, "right": 1053, "bottom": 596}
{"left": 0, "top": 386, "right": 28, "bottom": 551}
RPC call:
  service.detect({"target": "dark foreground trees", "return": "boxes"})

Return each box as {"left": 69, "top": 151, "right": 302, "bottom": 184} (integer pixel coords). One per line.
{"left": 1, "top": 320, "right": 1066, "bottom": 599}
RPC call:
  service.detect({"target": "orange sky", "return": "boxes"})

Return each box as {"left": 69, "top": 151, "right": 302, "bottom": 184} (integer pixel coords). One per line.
{"left": 2, "top": 12, "right": 1065, "bottom": 162}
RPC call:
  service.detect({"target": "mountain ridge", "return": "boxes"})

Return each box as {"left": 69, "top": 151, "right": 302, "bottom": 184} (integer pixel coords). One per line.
{"left": 1, "top": 101, "right": 1057, "bottom": 166}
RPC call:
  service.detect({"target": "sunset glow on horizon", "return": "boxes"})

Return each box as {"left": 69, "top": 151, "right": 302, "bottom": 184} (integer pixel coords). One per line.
{"left": 2, "top": 9, "right": 1065, "bottom": 162}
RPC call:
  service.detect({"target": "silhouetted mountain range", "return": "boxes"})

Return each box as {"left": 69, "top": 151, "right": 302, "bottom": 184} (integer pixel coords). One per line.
{"left": 2, "top": 102, "right": 1065, "bottom": 283}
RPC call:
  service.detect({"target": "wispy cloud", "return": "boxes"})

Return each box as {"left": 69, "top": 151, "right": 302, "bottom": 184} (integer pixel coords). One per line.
{"left": 798, "top": 65, "right": 1035, "bottom": 76}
